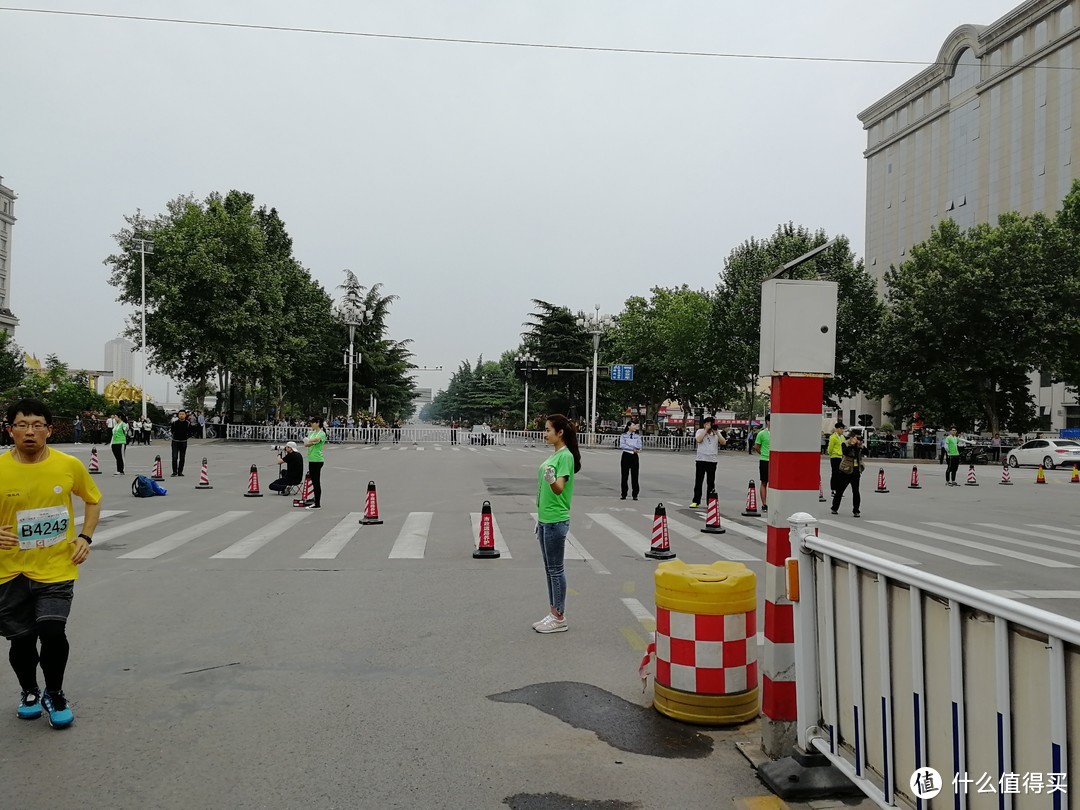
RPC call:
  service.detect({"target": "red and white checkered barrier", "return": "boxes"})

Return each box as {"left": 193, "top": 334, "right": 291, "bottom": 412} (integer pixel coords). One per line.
{"left": 655, "top": 607, "right": 758, "bottom": 695}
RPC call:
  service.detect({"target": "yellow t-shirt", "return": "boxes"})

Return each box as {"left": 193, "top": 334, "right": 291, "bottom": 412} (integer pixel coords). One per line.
{"left": 828, "top": 433, "right": 844, "bottom": 459}
{"left": 0, "top": 449, "right": 102, "bottom": 584}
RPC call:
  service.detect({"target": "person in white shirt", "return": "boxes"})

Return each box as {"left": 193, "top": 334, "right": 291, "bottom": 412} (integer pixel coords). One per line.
{"left": 690, "top": 416, "right": 726, "bottom": 507}
{"left": 617, "top": 421, "right": 643, "bottom": 500}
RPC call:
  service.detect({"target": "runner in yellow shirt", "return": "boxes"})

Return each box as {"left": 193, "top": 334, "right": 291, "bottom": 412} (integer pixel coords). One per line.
{"left": 0, "top": 399, "right": 102, "bottom": 728}
{"left": 827, "top": 421, "right": 846, "bottom": 497}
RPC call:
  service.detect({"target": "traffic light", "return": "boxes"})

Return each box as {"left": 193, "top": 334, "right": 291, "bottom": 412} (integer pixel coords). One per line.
{"left": 858, "top": 413, "right": 873, "bottom": 427}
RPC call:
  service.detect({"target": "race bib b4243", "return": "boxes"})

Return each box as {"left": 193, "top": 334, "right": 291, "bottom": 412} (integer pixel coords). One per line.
{"left": 16, "top": 506, "right": 70, "bottom": 551}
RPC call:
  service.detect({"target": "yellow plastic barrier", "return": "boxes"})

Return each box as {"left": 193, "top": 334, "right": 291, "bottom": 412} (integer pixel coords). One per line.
{"left": 652, "top": 560, "right": 759, "bottom": 725}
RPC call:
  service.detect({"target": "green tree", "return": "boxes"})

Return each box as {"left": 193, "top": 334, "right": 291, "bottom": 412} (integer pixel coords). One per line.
{"left": 1047, "top": 181, "right": 1080, "bottom": 394}
{"left": 521, "top": 300, "right": 591, "bottom": 419}
{"left": 867, "top": 214, "right": 1056, "bottom": 433}
{"left": 0, "top": 332, "right": 25, "bottom": 393}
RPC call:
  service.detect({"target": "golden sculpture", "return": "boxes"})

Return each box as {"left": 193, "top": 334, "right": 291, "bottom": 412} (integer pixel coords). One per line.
{"left": 103, "top": 378, "right": 145, "bottom": 404}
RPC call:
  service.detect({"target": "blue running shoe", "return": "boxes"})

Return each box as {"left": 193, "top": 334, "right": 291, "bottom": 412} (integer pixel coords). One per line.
{"left": 17, "top": 689, "right": 42, "bottom": 720}
{"left": 40, "top": 690, "right": 73, "bottom": 728}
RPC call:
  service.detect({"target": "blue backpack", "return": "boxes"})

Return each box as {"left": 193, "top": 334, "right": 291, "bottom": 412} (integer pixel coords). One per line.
{"left": 132, "top": 475, "right": 166, "bottom": 497}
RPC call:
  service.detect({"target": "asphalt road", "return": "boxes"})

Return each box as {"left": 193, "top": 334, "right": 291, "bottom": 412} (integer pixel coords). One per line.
{"left": 2, "top": 438, "right": 1076, "bottom": 810}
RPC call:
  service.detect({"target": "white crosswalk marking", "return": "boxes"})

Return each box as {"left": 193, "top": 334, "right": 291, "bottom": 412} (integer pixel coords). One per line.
{"left": 1029, "top": 524, "right": 1080, "bottom": 538}
{"left": 76, "top": 509, "right": 125, "bottom": 528}
{"left": 922, "top": 522, "right": 1079, "bottom": 567}
{"left": 819, "top": 519, "right": 993, "bottom": 566}
{"left": 665, "top": 515, "right": 758, "bottom": 562}
{"left": 875, "top": 521, "right": 1075, "bottom": 569}
{"left": 118, "top": 511, "right": 250, "bottom": 559}
{"left": 996, "top": 524, "right": 1080, "bottom": 548}
{"left": 469, "top": 512, "right": 511, "bottom": 558}
{"left": 589, "top": 513, "right": 646, "bottom": 558}
{"left": 389, "top": 512, "right": 434, "bottom": 559}
{"left": 92, "top": 511, "right": 190, "bottom": 548}
{"left": 622, "top": 597, "right": 655, "bottom": 629}
{"left": 434, "top": 445, "right": 443, "bottom": 451}
{"left": 211, "top": 512, "right": 311, "bottom": 559}
{"left": 989, "top": 590, "right": 1080, "bottom": 599}
{"left": 723, "top": 517, "right": 920, "bottom": 566}
{"left": 530, "top": 513, "right": 610, "bottom": 573}
{"left": 299, "top": 512, "right": 365, "bottom": 559}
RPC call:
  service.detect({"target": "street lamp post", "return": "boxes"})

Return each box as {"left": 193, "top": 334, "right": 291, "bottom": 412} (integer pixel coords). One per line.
{"left": 516, "top": 352, "right": 538, "bottom": 431}
{"left": 576, "top": 306, "right": 613, "bottom": 435}
{"left": 134, "top": 238, "right": 154, "bottom": 420}
{"left": 339, "top": 303, "right": 372, "bottom": 421}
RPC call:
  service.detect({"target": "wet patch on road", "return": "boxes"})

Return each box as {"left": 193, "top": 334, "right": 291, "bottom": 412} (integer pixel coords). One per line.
{"left": 484, "top": 478, "right": 540, "bottom": 496}
{"left": 503, "top": 794, "right": 639, "bottom": 810}
{"left": 489, "top": 681, "right": 713, "bottom": 759}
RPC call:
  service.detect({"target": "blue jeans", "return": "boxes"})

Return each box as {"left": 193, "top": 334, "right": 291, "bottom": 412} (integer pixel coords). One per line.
{"left": 536, "top": 521, "right": 569, "bottom": 614}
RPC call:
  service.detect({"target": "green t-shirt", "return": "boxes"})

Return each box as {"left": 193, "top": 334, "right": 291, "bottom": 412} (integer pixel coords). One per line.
{"left": 306, "top": 430, "right": 327, "bottom": 463}
{"left": 945, "top": 435, "right": 960, "bottom": 456}
{"left": 756, "top": 428, "right": 770, "bottom": 460}
{"left": 111, "top": 422, "right": 127, "bottom": 445}
{"left": 537, "top": 447, "right": 575, "bottom": 524}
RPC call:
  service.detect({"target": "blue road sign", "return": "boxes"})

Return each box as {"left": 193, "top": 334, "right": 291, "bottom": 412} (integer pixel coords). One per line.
{"left": 610, "top": 364, "right": 634, "bottom": 382}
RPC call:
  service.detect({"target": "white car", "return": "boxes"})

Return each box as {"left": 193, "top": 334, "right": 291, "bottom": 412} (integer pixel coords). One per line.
{"left": 1006, "top": 439, "right": 1080, "bottom": 469}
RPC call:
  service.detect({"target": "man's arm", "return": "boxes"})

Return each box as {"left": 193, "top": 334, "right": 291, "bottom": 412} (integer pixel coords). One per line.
{"left": 73, "top": 500, "right": 102, "bottom": 565}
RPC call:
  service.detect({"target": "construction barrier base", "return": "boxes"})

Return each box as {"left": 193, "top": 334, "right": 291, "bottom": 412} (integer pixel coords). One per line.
{"left": 653, "top": 682, "right": 759, "bottom": 726}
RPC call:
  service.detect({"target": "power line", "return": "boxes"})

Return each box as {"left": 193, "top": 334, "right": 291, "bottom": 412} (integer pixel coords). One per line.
{"left": 1, "top": 5, "right": 1074, "bottom": 71}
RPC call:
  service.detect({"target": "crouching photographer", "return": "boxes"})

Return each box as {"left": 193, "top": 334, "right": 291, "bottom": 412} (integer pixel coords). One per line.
{"left": 269, "top": 442, "right": 304, "bottom": 495}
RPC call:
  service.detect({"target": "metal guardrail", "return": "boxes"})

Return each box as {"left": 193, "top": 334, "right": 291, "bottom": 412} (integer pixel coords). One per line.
{"left": 790, "top": 514, "right": 1076, "bottom": 810}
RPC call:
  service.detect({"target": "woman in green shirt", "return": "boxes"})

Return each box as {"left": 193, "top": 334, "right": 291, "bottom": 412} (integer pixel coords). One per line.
{"left": 303, "top": 417, "right": 327, "bottom": 509}
{"left": 109, "top": 413, "right": 128, "bottom": 475}
{"left": 533, "top": 414, "right": 582, "bottom": 634}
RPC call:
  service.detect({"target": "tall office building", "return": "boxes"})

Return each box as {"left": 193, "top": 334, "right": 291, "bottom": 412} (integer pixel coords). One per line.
{"left": 0, "top": 176, "right": 18, "bottom": 335}
{"left": 857, "top": 0, "right": 1080, "bottom": 430}
{"left": 103, "top": 336, "right": 135, "bottom": 387}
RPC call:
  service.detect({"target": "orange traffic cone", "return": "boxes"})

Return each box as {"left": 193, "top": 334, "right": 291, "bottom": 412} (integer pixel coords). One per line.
{"left": 646, "top": 503, "right": 676, "bottom": 560}
{"left": 999, "top": 464, "right": 1012, "bottom": 486}
{"left": 1036, "top": 465, "right": 1047, "bottom": 485}
{"left": 875, "top": 467, "right": 890, "bottom": 494}
{"left": 473, "top": 500, "right": 500, "bottom": 558}
{"left": 195, "top": 458, "right": 213, "bottom": 489}
{"left": 151, "top": 455, "right": 164, "bottom": 481}
{"left": 908, "top": 465, "right": 921, "bottom": 489}
{"left": 292, "top": 473, "right": 313, "bottom": 507}
{"left": 701, "top": 490, "right": 726, "bottom": 535}
{"left": 244, "top": 464, "right": 263, "bottom": 497}
{"left": 88, "top": 447, "right": 101, "bottom": 475}
{"left": 1071, "top": 464, "right": 1079, "bottom": 484}
{"left": 741, "top": 480, "right": 760, "bottom": 517}
{"left": 360, "top": 480, "right": 383, "bottom": 525}
{"left": 965, "top": 464, "right": 979, "bottom": 486}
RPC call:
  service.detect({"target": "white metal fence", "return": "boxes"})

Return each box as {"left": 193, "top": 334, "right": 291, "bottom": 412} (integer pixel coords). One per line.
{"left": 790, "top": 514, "right": 1077, "bottom": 810}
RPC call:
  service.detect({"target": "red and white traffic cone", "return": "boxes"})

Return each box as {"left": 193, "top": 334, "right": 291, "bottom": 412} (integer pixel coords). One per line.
{"left": 196, "top": 458, "right": 213, "bottom": 489}
{"left": 639, "top": 633, "right": 656, "bottom": 692}
{"left": 88, "top": 447, "right": 101, "bottom": 475}
{"left": 965, "top": 464, "right": 979, "bottom": 487}
{"left": 740, "top": 480, "right": 760, "bottom": 517}
{"left": 473, "top": 499, "right": 500, "bottom": 558}
{"left": 151, "top": 455, "right": 164, "bottom": 481}
{"left": 818, "top": 482, "right": 827, "bottom": 503}
{"left": 701, "top": 490, "right": 726, "bottom": 535}
{"left": 875, "top": 467, "right": 889, "bottom": 494}
{"left": 908, "top": 465, "right": 921, "bottom": 489}
{"left": 1071, "top": 464, "right": 1079, "bottom": 484}
{"left": 360, "top": 480, "right": 383, "bottom": 525}
{"left": 244, "top": 464, "right": 263, "bottom": 497}
{"left": 1036, "top": 465, "right": 1047, "bottom": 484}
{"left": 646, "top": 503, "right": 676, "bottom": 560}
{"left": 999, "top": 464, "right": 1012, "bottom": 486}
{"left": 292, "top": 473, "right": 313, "bottom": 507}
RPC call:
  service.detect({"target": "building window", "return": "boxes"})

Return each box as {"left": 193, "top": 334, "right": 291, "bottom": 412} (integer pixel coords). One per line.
{"left": 1036, "top": 20, "right": 1049, "bottom": 50}
{"left": 950, "top": 48, "right": 980, "bottom": 98}
{"left": 1063, "top": 5, "right": 1075, "bottom": 35}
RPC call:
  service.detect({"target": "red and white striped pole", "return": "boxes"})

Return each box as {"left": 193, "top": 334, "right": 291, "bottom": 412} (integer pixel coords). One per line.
{"left": 762, "top": 375, "right": 824, "bottom": 755}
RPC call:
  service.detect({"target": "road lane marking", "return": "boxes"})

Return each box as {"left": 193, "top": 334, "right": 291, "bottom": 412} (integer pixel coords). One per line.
{"left": 91, "top": 511, "right": 189, "bottom": 548}
{"left": 211, "top": 512, "right": 311, "bottom": 559}
{"left": 878, "top": 521, "right": 1075, "bottom": 568}
{"left": 982, "top": 524, "right": 1080, "bottom": 548}
{"left": 118, "top": 511, "right": 250, "bottom": 559}
{"left": 299, "top": 512, "right": 365, "bottom": 559}
{"left": 665, "top": 515, "right": 758, "bottom": 561}
{"left": 530, "top": 513, "right": 610, "bottom": 574}
{"left": 589, "top": 513, "right": 646, "bottom": 558}
{"left": 820, "top": 519, "right": 993, "bottom": 566}
{"left": 388, "top": 512, "right": 434, "bottom": 559}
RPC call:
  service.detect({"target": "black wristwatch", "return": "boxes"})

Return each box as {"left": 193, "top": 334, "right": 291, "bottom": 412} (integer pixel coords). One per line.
{"left": 78, "top": 533, "right": 93, "bottom": 545}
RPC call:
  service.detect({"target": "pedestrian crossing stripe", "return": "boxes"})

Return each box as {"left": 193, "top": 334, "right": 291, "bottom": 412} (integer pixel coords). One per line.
{"left": 118, "top": 511, "right": 249, "bottom": 559}
{"left": 529, "top": 512, "right": 611, "bottom": 575}
{"left": 874, "top": 520, "right": 1073, "bottom": 569}
{"left": 211, "top": 511, "right": 311, "bottom": 559}
{"left": 819, "top": 519, "right": 993, "bottom": 567}
{"left": 388, "top": 512, "right": 433, "bottom": 559}
{"left": 928, "top": 522, "right": 1080, "bottom": 564}
{"left": 94, "top": 511, "right": 190, "bottom": 548}
{"left": 299, "top": 512, "right": 365, "bottom": 559}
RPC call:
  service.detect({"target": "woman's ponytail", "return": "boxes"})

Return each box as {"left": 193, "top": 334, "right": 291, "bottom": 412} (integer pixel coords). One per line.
{"left": 547, "top": 414, "right": 582, "bottom": 473}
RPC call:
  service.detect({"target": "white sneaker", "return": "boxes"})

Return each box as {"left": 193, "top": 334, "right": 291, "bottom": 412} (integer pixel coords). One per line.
{"left": 532, "top": 613, "right": 555, "bottom": 629}
{"left": 534, "top": 614, "right": 567, "bottom": 634}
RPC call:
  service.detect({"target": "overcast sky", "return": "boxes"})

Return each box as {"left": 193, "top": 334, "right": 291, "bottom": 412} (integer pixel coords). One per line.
{"left": 1, "top": 0, "right": 1021, "bottom": 399}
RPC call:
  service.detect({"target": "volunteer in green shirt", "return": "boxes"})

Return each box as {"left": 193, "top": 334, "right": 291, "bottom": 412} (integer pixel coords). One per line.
{"left": 944, "top": 426, "right": 961, "bottom": 486}
{"left": 827, "top": 421, "right": 846, "bottom": 496}
{"left": 109, "top": 413, "right": 128, "bottom": 475}
{"left": 532, "top": 414, "right": 581, "bottom": 635}
{"left": 754, "top": 415, "right": 771, "bottom": 513}
{"left": 303, "top": 417, "right": 327, "bottom": 509}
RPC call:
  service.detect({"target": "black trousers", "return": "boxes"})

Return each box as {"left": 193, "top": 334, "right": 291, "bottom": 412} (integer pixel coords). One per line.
{"left": 830, "top": 457, "right": 842, "bottom": 494}
{"left": 308, "top": 461, "right": 324, "bottom": 507}
{"left": 692, "top": 460, "right": 717, "bottom": 504}
{"left": 831, "top": 473, "right": 861, "bottom": 513}
{"left": 171, "top": 441, "right": 188, "bottom": 475}
{"left": 111, "top": 443, "right": 124, "bottom": 474}
{"left": 620, "top": 452, "right": 640, "bottom": 498}
{"left": 946, "top": 455, "right": 961, "bottom": 483}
